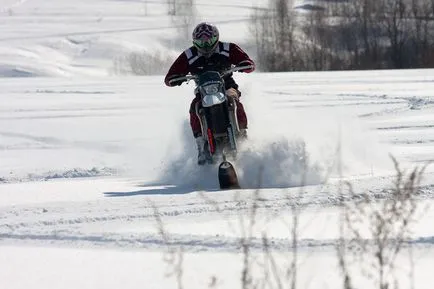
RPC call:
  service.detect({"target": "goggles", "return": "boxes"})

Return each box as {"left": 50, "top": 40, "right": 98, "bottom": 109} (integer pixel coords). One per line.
{"left": 193, "top": 36, "right": 218, "bottom": 48}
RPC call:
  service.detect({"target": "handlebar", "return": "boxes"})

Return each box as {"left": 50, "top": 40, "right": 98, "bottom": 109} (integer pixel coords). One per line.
{"left": 168, "top": 65, "right": 254, "bottom": 86}
{"left": 168, "top": 74, "right": 197, "bottom": 85}
{"left": 221, "top": 65, "right": 254, "bottom": 77}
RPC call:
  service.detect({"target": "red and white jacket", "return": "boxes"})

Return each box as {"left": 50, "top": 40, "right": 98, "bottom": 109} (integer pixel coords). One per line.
{"left": 164, "top": 42, "right": 255, "bottom": 89}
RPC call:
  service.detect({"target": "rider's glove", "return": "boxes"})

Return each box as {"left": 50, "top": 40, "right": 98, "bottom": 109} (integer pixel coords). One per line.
{"left": 226, "top": 88, "right": 240, "bottom": 102}
{"left": 169, "top": 79, "right": 184, "bottom": 86}
{"left": 171, "top": 79, "right": 184, "bottom": 86}
{"left": 168, "top": 76, "right": 185, "bottom": 86}
{"left": 238, "top": 61, "right": 255, "bottom": 73}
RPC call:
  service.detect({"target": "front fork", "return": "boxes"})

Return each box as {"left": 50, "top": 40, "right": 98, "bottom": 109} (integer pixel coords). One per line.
{"left": 195, "top": 97, "right": 240, "bottom": 157}
{"left": 195, "top": 102, "right": 210, "bottom": 152}
{"left": 227, "top": 97, "right": 239, "bottom": 153}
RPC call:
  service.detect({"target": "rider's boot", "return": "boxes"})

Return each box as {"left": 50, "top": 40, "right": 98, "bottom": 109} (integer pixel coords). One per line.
{"left": 195, "top": 136, "right": 207, "bottom": 165}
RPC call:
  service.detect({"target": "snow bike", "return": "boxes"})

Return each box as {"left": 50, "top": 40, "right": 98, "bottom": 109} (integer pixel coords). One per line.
{"left": 169, "top": 65, "right": 253, "bottom": 190}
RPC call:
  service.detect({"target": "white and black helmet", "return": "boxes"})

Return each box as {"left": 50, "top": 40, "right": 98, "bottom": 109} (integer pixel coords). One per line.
{"left": 192, "top": 22, "right": 219, "bottom": 56}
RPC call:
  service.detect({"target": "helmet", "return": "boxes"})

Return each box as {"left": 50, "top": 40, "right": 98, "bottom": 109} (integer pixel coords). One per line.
{"left": 192, "top": 22, "right": 219, "bottom": 56}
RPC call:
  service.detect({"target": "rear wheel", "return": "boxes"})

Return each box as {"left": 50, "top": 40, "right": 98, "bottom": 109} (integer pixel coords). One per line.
{"left": 218, "top": 160, "right": 240, "bottom": 189}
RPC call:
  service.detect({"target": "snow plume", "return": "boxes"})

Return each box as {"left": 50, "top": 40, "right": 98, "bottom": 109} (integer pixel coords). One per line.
{"left": 155, "top": 121, "right": 323, "bottom": 190}
{"left": 242, "top": 79, "right": 393, "bottom": 180}
{"left": 236, "top": 137, "right": 323, "bottom": 188}
{"left": 155, "top": 120, "right": 221, "bottom": 190}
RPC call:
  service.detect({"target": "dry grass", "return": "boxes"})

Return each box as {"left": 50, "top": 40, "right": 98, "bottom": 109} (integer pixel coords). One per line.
{"left": 152, "top": 156, "right": 428, "bottom": 289}
{"left": 338, "top": 157, "right": 429, "bottom": 289}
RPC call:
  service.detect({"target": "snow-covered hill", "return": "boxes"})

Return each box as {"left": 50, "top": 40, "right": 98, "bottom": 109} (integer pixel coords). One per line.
{"left": 1, "top": 1, "right": 434, "bottom": 289}
{"left": 0, "top": 0, "right": 262, "bottom": 77}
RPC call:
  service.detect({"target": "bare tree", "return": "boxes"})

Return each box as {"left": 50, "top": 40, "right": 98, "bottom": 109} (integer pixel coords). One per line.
{"left": 170, "top": 0, "right": 197, "bottom": 47}
{"left": 410, "top": 0, "right": 434, "bottom": 67}
{"left": 251, "top": 0, "right": 434, "bottom": 71}
{"left": 167, "top": 0, "right": 176, "bottom": 15}
{"left": 379, "top": 0, "right": 410, "bottom": 68}
{"left": 301, "top": 8, "right": 333, "bottom": 70}
{"left": 251, "top": 0, "right": 303, "bottom": 71}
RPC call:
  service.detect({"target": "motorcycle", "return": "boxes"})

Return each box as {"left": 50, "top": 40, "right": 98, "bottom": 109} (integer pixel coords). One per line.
{"left": 169, "top": 65, "right": 253, "bottom": 189}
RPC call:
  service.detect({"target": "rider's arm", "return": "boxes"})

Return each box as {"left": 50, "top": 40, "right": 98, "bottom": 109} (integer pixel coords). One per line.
{"left": 229, "top": 44, "right": 255, "bottom": 73}
{"left": 164, "top": 52, "right": 190, "bottom": 86}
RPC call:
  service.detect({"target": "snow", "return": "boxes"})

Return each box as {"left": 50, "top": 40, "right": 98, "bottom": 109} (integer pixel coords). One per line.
{"left": 1, "top": 0, "right": 434, "bottom": 288}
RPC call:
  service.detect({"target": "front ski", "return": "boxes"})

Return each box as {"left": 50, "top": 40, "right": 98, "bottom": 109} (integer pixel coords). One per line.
{"left": 218, "top": 160, "right": 240, "bottom": 190}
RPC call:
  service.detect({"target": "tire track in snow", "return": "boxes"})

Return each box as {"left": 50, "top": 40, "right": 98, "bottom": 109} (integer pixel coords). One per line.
{"left": 2, "top": 181, "right": 434, "bottom": 251}
{"left": 0, "top": 231, "right": 336, "bottom": 252}
{"left": 0, "top": 131, "right": 124, "bottom": 153}
{"left": 2, "top": 182, "right": 421, "bottom": 231}
{"left": 1, "top": 231, "right": 434, "bottom": 253}
{"left": 377, "top": 124, "right": 434, "bottom": 131}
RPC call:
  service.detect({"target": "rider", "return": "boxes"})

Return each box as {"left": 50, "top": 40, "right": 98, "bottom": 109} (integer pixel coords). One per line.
{"left": 164, "top": 22, "right": 255, "bottom": 165}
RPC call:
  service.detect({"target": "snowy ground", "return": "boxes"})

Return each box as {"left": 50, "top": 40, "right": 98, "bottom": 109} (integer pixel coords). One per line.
{"left": 2, "top": 70, "right": 434, "bottom": 289}
{"left": 1, "top": 1, "right": 434, "bottom": 289}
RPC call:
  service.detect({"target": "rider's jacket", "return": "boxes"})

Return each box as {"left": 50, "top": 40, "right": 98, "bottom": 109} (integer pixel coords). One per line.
{"left": 164, "top": 42, "right": 255, "bottom": 90}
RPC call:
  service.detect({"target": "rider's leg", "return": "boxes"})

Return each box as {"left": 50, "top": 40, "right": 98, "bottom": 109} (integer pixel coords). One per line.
{"left": 235, "top": 100, "right": 248, "bottom": 130}
{"left": 189, "top": 96, "right": 207, "bottom": 165}
{"left": 226, "top": 88, "right": 248, "bottom": 131}
{"left": 189, "top": 96, "right": 202, "bottom": 138}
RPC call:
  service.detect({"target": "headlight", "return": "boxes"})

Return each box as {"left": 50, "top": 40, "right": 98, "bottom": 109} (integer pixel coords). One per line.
{"left": 203, "top": 84, "right": 220, "bottom": 94}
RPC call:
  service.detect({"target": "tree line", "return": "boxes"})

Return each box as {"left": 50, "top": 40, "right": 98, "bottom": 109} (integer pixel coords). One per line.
{"left": 252, "top": 0, "right": 434, "bottom": 71}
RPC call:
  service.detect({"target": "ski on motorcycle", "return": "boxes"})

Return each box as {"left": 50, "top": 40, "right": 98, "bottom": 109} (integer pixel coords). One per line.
{"left": 169, "top": 65, "right": 252, "bottom": 190}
